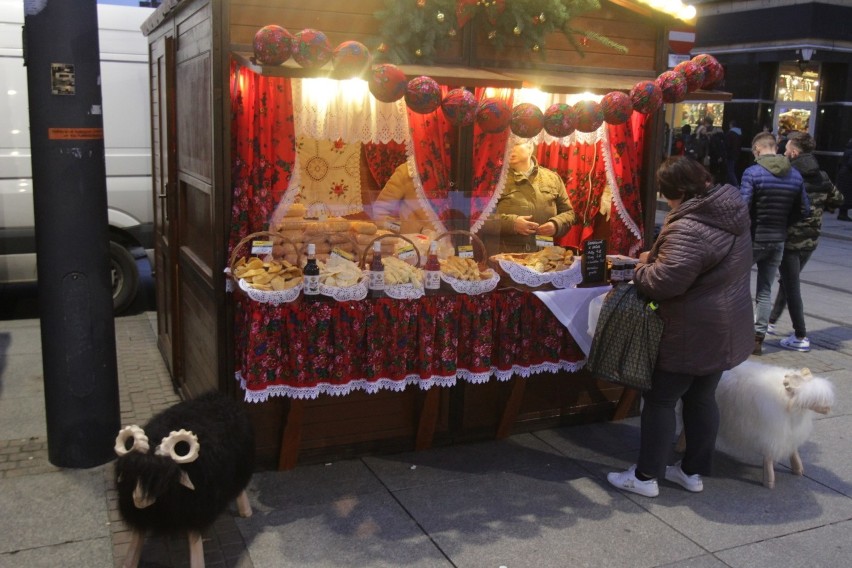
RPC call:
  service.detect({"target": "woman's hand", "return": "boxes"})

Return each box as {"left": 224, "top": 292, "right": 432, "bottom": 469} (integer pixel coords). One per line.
{"left": 513, "top": 215, "right": 539, "bottom": 236}
{"left": 536, "top": 221, "right": 556, "bottom": 237}
{"left": 638, "top": 251, "right": 650, "bottom": 263}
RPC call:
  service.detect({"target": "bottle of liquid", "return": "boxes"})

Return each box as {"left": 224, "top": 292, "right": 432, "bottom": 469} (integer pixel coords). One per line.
{"left": 368, "top": 240, "right": 385, "bottom": 297}
{"left": 303, "top": 243, "right": 320, "bottom": 299}
{"left": 424, "top": 241, "right": 441, "bottom": 294}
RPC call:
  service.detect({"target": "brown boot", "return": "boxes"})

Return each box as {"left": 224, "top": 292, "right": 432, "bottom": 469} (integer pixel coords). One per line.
{"left": 753, "top": 334, "right": 764, "bottom": 356}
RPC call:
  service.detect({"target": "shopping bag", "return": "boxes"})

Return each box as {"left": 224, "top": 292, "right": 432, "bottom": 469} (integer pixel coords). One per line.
{"left": 586, "top": 283, "right": 663, "bottom": 391}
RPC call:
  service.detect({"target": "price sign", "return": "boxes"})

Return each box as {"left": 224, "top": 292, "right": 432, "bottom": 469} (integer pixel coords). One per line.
{"left": 457, "top": 244, "right": 474, "bottom": 259}
{"left": 582, "top": 239, "right": 607, "bottom": 285}
{"left": 250, "top": 240, "right": 273, "bottom": 255}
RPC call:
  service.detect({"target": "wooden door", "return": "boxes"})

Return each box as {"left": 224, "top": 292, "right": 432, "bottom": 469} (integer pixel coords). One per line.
{"left": 151, "top": 34, "right": 179, "bottom": 382}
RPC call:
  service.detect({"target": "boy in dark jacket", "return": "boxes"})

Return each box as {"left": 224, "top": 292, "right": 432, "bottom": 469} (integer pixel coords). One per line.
{"left": 740, "top": 132, "right": 810, "bottom": 355}
{"left": 768, "top": 132, "right": 844, "bottom": 351}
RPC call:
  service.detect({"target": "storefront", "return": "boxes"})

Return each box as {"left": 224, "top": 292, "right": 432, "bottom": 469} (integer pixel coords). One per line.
{"left": 691, "top": 0, "right": 852, "bottom": 178}
{"left": 142, "top": 0, "right": 702, "bottom": 469}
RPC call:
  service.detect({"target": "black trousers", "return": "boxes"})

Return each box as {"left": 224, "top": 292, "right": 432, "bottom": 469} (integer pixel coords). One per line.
{"left": 637, "top": 369, "right": 723, "bottom": 480}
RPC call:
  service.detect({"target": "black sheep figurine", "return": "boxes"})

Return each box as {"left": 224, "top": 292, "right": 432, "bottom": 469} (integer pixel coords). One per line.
{"left": 114, "top": 391, "right": 255, "bottom": 568}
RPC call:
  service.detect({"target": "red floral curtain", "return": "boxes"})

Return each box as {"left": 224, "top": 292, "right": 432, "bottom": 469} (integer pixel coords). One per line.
{"left": 228, "top": 59, "right": 296, "bottom": 253}
{"left": 470, "top": 87, "right": 514, "bottom": 230}
{"left": 406, "top": 86, "right": 455, "bottom": 224}
{"left": 534, "top": 118, "right": 647, "bottom": 256}
{"left": 363, "top": 141, "right": 407, "bottom": 187}
{"left": 607, "top": 116, "right": 647, "bottom": 256}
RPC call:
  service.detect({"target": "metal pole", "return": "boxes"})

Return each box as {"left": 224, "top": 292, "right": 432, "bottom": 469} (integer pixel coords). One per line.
{"left": 23, "top": 0, "right": 120, "bottom": 468}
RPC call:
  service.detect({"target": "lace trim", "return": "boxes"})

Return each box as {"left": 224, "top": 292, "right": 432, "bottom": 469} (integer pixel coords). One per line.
{"left": 440, "top": 270, "right": 500, "bottom": 295}
{"left": 470, "top": 141, "right": 513, "bottom": 234}
{"left": 236, "top": 359, "right": 586, "bottom": 402}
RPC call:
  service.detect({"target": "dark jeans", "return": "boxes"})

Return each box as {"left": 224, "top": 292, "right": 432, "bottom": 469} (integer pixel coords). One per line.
{"left": 637, "top": 369, "right": 723, "bottom": 480}
{"left": 770, "top": 248, "right": 813, "bottom": 338}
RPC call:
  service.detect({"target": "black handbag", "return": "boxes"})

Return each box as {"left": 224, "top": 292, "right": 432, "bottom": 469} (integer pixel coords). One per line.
{"left": 586, "top": 283, "right": 663, "bottom": 391}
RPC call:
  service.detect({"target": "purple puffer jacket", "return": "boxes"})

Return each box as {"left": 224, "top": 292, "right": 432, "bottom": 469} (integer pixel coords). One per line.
{"left": 633, "top": 183, "right": 754, "bottom": 375}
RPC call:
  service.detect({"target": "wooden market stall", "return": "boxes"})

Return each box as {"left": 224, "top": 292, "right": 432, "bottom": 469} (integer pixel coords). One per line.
{"left": 141, "top": 0, "right": 690, "bottom": 469}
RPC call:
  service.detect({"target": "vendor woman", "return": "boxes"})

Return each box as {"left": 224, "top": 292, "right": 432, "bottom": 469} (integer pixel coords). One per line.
{"left": 491, "top": 140, "right": 577, "bottom": 253}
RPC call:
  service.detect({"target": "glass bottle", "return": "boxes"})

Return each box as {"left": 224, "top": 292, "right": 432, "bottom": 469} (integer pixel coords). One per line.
{"left": 368, "top": 240, "right": 385, "bottom": 297}
{"left": 424, "top": 241, "right": 441, "bottom": 293}
{"left": 303, "top": 243, "right": 320, "bottom": 299}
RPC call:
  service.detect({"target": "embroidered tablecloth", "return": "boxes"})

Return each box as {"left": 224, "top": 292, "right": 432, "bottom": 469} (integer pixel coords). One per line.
{"left": 234, "top": 288, "right": 585, "bottom": 402}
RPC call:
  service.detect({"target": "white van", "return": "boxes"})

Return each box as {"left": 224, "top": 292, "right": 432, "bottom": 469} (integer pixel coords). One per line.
{"left": 0, "top": 1, "right": 154, "bottom": 313}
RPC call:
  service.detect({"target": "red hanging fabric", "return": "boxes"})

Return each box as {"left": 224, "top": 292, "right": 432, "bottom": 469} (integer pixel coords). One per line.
{"left": 406, "top": 87, "right": 454, "bottom": 224}
{"left": 363, "top": 141, "right": 407, "bottom": 188}
{"left": 606, "top": 116, "right": 647, "bottom": 256}
{"left": 228, "top": 59, "right": 296, "bottom": 254}
{"left": 470, "top": 87, "right": 513, "bottom": 231}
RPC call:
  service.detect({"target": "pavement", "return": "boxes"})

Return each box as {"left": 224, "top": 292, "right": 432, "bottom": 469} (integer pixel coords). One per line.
{"left": 2, "top": 212, "right": 852, "bottom": 568}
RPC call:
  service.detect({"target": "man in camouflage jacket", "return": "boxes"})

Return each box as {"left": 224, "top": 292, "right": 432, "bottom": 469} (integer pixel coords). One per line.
{"left": 769, "top": 132, "right": 844, "bottom": 351}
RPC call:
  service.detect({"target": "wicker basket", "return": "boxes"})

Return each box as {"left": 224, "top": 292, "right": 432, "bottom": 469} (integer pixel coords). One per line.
{"left": 359, "top": 233, "right": 424, "bottom": 300}
{"left": 433, "top": 230, "right": 499, "bottom": 295}
{"left": 490, "top": 245, "right": 581, "bottom": 289}
{"left": 228, "top": 231, "right": 303, "bottom": 304}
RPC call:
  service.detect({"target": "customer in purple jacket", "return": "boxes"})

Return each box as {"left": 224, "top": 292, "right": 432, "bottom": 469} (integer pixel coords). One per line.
{"left": 740, "top": 132, "right": 810, "bottom": 355}
{"left": 607, "top": 157, "right": 753, "bottom": 498}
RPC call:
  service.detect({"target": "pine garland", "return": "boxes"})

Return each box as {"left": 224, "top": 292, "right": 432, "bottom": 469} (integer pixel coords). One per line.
{"left": 375, "top": 0, "right": 628, "bottom": 65}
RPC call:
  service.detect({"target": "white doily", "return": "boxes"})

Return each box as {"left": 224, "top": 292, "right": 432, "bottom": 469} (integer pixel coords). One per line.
{"left": 237, "top": 277, "right": 303, "bottom": 305}
{"left": 384, "top": 283, "right": 425, "bottom": 300}
{"left": 441, "top": 270, "right": 500, "bottom": 295}
{"left": 319, "top": 275, "right": 369, "bottom": 302}
{"left": 550, "top": 258, "right": 584, "bottom": 289}
{"left": 496, "top": 258, "right": 556, "bottom": 288}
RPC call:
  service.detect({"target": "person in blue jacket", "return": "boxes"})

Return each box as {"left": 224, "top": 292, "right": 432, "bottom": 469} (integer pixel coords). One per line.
{"left": 739, "top": 132, "right": 810, "bottom": 355}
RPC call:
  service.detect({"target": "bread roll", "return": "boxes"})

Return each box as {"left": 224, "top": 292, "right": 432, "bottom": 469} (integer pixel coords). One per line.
{"left": 284, "top": 203, "right": 306, "bottom": 218}
{"left": 350, "top": 220, "right": 378, "bottom": 235}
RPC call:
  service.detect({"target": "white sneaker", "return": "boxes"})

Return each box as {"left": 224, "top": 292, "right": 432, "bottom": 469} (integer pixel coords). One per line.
{"left": 779, "top": 334, "right": 810, "bottom": 352}
{"left": 665, "top": 461, "right": 704, "bottom": 492}
{"left": 766, "top": 323, "right": 778, "bottom": 335}
{"left": 607, "top": 465, "right": 659, "bottom": 497}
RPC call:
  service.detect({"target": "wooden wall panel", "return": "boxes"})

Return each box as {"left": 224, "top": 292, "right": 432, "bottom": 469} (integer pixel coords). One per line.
{"left": 176, "top": 54, "right": 212, "bottom": 182}
{"left": 178, "top": 267, "right": 218, "bottom": 397}
{"left": 228, "top": 0, "right": 385, "bottom": 49}
{"left": 178, "top": 175, "right": 214, "bottom": 270}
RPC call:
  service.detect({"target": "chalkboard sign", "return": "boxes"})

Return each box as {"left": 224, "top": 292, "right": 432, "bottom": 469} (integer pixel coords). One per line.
{"left": 582, "top": 239, "right": 607, "bottom": 285}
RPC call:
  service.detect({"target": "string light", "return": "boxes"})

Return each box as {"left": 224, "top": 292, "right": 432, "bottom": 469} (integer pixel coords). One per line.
{"left": 634, "top": 0, "right": 696, "bottom": 22}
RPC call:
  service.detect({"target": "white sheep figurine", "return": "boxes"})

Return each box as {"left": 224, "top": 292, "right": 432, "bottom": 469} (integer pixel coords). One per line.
{"left": 715, "top": 360, "right": 835, "bottom": 489}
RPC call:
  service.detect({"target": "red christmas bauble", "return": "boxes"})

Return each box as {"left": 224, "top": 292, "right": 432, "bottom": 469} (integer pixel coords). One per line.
{"left": 543, "top": 103, "right": 577, "bottom": 137}
{"left": 292, "top": 28, "right": 332, "bottom": 69}
{"left": 441, "top": 88, "right": 478, "bottom": 127}
{"left": 656, "top": 70, "right": 688, "bottom": 103}
{"left": 510, "top": 102, "right": 544, "bottom": 138}
{"left": 630, "top": 80, "right": 663, "bottom": 115}
{"left": 600, "top": 91, "right": 632, "bottom": 125}
{"left": 674, "top": 60, "right": 706, "bottom": 93}
{"left": 332, "top": 41, "right": 371, "bottom": 77}
{"left": 691, "top": 53, "right": 724, "bottom": 90}
{"left": 475, "top": 98, "right": 512, "bottom": 134}
{"left": 253, "top": 25, "right": 294, "bottom": 66}
{"left": 368, "top": 63, "right": 408, "bottom": 103}
{"left": 573, "top": 100, "right": 604, "bottom": 133}
{"left": 405, "top": 76, "right": 442, "bottom": 114}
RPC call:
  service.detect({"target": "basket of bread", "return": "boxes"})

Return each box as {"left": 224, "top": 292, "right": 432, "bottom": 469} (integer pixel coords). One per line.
{"left": 229, "top": 231, "right": 303, "bottom": 304}
{"left": 317, "top": 251, "right": 369, "bottom": 301}
{"left": 360, "top": 233, "right": 425, "bottom": 300}
{"left": 435, "top": 231, "right": 500, "bottom": 295}
{"left": 491, "top": 245, "right": 581, "bottom": 288}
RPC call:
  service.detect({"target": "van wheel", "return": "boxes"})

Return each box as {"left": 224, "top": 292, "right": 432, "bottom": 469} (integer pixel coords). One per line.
{"left": 110, "top": 241, "right": 139, "bottom": 314}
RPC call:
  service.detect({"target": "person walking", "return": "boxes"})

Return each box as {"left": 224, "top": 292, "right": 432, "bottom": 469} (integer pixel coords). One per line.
{"left": 836, "top": 137, "right": 852, "bottom": 221}
{"left": 607, "top": 157, "right": 753, "bottom": 498}
{"left": 767, "top": 132, "right": 844, "bottom": 351}
{"left": 724, "top": 120, "right": 742, "bottom": 186}
{"left": 740, "top": 132, "right": 810, "bottom": 355}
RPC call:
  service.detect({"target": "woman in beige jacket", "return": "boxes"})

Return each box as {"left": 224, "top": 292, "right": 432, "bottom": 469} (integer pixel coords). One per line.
{"left": 371, "top": 163, "right": 437, "bottom": 234}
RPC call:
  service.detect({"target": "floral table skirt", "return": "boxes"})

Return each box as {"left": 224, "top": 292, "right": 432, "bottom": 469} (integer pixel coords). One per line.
{"left": 234, "top": 288, "right": 585, "bottom": 402}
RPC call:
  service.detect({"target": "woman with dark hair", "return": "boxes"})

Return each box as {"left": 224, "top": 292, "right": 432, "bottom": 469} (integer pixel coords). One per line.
{"left": 835, "top": 137, "right": 852, "bottom": 221}
{"left": 607, "top": 157, "right": 754, "bottom": 498}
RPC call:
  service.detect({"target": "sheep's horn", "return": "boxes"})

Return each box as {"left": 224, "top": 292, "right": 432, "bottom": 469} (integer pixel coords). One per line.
{"left": 115, "top": 425, "right": 150, "bottom": 457}
{"left": 155, "top": 429, "right": 200, "bottom": 464}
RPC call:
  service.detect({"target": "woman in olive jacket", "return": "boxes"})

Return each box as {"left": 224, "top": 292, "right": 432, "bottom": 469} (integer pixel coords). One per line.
{"left": 607, "top": 157, "right": 754, "bottom": 498}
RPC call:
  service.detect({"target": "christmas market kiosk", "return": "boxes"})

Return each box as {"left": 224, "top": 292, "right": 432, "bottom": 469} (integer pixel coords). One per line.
{"left": 141, "top": 0, "right": 725, "bottom": 469}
